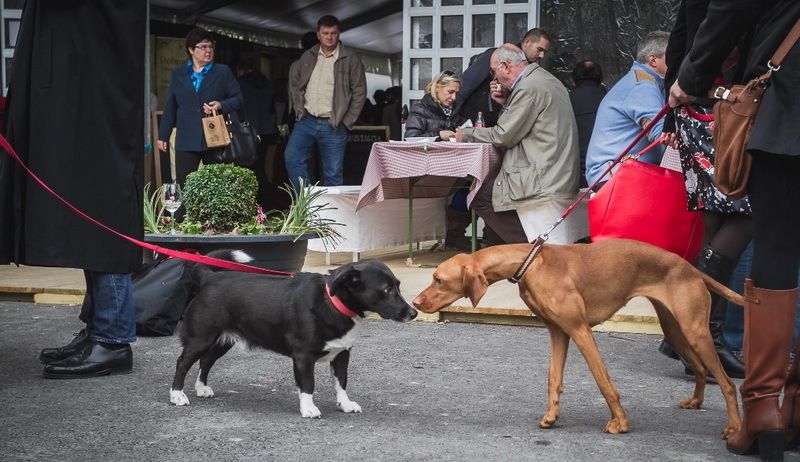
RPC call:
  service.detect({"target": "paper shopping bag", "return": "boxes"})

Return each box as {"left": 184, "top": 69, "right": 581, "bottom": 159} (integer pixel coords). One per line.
{"left": 202, "top": 109, "right": 231, "bottom": 148}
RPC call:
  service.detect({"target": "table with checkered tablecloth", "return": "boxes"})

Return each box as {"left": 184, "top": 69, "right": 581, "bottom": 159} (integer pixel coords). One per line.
{"left": 356, "top": 141, "right": 500, "bottom": 263}
{"left": 356, "top": 141, "right": 500, "bottom": 211}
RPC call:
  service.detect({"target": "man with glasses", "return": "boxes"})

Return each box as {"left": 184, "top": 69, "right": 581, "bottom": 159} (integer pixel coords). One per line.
{"left": 285, "top": 15, "right": 367, "bottom": 190}
{"left": 451, "top": 44, "right": 580, "bottom": 245}
{"left": 454, "top": 28, "right": 553, "bottom": 245}
{"left": 456, "top": 28, "right": 552, "bottom": 130}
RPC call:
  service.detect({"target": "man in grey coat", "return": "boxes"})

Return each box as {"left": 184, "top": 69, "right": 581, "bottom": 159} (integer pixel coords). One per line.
{"left": 285, "top": 15, "right": 367, "bottom": 190}
{"left": 451, "top": 44, "right": 580, "bottom": 244}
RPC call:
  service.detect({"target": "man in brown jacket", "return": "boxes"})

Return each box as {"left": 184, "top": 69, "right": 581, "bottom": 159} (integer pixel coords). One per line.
{"left": 285, "top": 15, "right": 367, "bottom": 190}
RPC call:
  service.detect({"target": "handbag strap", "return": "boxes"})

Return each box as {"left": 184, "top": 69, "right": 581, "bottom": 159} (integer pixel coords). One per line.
{"left": 769, "top": 18, "right": 800, "bottom": 71}
{"left": 715, "top": 18, "right": 800, "bottom": 102}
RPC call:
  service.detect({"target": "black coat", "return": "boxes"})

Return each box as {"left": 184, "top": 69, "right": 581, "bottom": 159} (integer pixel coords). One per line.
{"left": 677, "top": 0, "right": 800, "bottom": 156}
{"left": 0, "top": 0, "right": 145, "bottom": 272}
{"left": 158, "top": 63, "right": 242, "bottom": 152}
{"left": 569, "top": 81, "right": 606, "bottom": 186}
{"left": 662, "top": 0, "right": 712, "bottom": 133}
{"left": 454, "top": 48, "right": 503, "bottom": 127}
{"left": 404, "top": 94, "right": 467, "bottom": 139}
{"left": 238, "top": 70, "right": 277, "bottom": 136}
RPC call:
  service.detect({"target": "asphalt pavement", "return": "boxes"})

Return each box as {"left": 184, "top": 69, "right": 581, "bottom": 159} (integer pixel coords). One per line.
{"left": 2, "top": 301, "right": 799, "bottom": 462}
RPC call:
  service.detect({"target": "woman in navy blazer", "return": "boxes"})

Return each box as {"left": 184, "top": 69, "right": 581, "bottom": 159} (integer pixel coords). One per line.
{"left": 157, "top": 28, "right": 242, "bottom": 187}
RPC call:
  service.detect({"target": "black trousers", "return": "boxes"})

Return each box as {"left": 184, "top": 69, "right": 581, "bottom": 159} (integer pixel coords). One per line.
{"left": 748, "top": 152, "right": 800, "bottom": 290}
{"left": 174, "top": 149, "right": 208, "bottom": 187}
{"left": 470, "top": 163, "right": 528, "bottom": 244}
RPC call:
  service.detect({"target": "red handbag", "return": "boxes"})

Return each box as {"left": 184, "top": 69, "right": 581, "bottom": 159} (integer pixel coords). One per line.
{"left": 588, "top": 159, "right": 704, "bottom": 261}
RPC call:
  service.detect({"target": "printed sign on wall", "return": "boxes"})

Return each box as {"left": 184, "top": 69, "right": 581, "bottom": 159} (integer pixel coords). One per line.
{"left": 154, "top": 37, "right": 188, "bottom": 110}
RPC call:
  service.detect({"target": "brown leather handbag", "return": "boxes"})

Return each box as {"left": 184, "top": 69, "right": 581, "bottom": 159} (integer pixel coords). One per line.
{"left": 712, "top": 19, "right": 800, "bottom": 199}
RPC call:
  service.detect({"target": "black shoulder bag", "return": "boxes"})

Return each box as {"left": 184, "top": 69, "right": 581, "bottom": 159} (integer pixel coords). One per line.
{"left": 203, "top": 113, "right": 260, "bottom": 166}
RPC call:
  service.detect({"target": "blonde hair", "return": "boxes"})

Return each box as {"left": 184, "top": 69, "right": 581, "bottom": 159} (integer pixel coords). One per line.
{"left": 425, "top": 71, "right": 461, "bottom": 103}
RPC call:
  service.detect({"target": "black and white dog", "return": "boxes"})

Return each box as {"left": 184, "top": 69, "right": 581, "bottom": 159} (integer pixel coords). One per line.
{"left": 169, "top": 251, "right": 417, "bottom": 418}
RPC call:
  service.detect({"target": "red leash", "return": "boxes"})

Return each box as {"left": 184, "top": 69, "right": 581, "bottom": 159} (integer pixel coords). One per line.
{"left": 0, "top": 133, "right": 294, "bottom": 277}
{"left": 508, "top": 103, "right": 672, "bottom": 283}
{"left": 536, "top": 103, "right": 672, "bottom": 242}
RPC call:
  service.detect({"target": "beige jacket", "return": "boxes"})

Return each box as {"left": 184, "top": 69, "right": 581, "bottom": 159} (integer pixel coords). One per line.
{"left": 461, "top": 64, "right": 579, "bottom": 212}
{"left": 288, "top": 43, "right": 367, "bottom": 130}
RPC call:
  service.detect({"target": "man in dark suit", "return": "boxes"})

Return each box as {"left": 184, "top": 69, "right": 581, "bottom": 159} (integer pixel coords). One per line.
{"left": 1, "top": 0, "right": 146, "bottom": 378}
{"left": 157, "top": 28, "right": 242, "bottom": 187}
{"left": 455, "top": 28, "right": 552, "bottom": 129}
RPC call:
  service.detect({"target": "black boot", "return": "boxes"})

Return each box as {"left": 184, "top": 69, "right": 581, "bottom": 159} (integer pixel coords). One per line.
{"left": 658, "top": 339, "right": 681, "bottom": 360}
{"left": 445, "top": 207, "right": 471, "bottom": 251}
{"left": 43, "top": 340, "right": 132, "bottom": 379}
{"left": 684, "top": 245, "right": 745, "bottom": 379}
{"left": 39, "top": 329, "right": 91, "bottom": 364}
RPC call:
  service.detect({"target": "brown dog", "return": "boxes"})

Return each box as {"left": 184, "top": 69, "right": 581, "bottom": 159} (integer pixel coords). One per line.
{"left": 412, "top": 239, "right": 742, "bottom": 437}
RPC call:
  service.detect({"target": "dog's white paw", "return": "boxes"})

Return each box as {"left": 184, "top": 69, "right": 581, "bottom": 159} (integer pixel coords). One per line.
{"left": 337, "top": 399, "right": 362, "bottom": 413}
{"left": 195, "top": 383, "right": 215, "bottom": 398}
{"left": 301, "top": 403, "right": 322, "bottom": 418}
{"left": 170, "top": 389, "right": 190, "bottom": 406}
{"left": 299, "top": 393, "right": 322, "bottom": 418}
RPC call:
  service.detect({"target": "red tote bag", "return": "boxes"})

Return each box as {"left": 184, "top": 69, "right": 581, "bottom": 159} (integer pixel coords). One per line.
{"left": 588, "top": 159, "right": 704, "bottom": 261}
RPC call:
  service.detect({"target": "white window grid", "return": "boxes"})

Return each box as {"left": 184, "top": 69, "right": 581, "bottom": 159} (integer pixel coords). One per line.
{"left": 1, "top": 8, "right": 20, "bottom": 96}
{"left": 402, "top": 0, "right": 540, "bottom": 111}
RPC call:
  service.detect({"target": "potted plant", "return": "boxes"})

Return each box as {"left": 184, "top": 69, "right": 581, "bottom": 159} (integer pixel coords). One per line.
{"left": 144, "top": 164, "right": 341, "bottom": 272}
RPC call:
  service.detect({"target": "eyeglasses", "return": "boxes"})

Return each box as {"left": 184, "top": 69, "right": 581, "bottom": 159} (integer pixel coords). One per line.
{"left": 195, "top": 44, "right": 215, "bottom": 51}
{"left": 490, "top": 61, "right": 507, "bottom": 77}
{"left": 441, "top": 69, "right": 456, "bottom": 77}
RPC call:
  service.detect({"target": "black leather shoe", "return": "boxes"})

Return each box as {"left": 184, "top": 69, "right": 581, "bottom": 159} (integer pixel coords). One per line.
{"left": 39, "top": 329, "right": 91, "bottom": 364}
{"left": 43, "top": 341, "right": 132, "bottom": 379}
{"left": 658, "top": 339, "right": 681, "bottom": 360}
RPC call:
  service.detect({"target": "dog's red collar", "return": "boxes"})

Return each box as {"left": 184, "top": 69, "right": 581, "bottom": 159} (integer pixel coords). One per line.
{"left": 325, "top": 284, "right": 359, "bottom": 318}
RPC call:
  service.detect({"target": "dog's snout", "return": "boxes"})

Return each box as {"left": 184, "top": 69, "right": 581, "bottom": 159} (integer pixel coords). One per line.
{"left": 412, "top": 294, "right": 424, "bottom": 308}
{"left": 394, "top": 306, "right": 417, "bottom": 323}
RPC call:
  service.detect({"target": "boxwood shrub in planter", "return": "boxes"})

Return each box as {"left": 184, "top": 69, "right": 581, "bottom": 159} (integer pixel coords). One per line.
{"left": 182, "top": 163, "right": 258, "bottom": 233}
{"left": 144, "top": 164, "right": 341, "bottom": 272}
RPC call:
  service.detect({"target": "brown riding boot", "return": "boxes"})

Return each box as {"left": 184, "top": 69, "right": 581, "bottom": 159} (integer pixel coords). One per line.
{"left": 726, "top": 280, "right": 797, "bottom": 461}
{"left": 782, "top": 283, "right": 800, "bottom": 450}
{"left": 784, "top": 347, "right": 800, "bottom": 449}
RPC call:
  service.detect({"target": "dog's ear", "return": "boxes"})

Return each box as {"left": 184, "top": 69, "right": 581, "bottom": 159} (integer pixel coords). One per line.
{"left": 462, "top": 264, "right": 488, "bottom": 307}
{"left": 328, "top": 266, "right": 361, "bottom": 295}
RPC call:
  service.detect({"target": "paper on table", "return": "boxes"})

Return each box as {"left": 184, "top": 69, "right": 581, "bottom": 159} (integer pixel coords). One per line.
{"left": 459, "top": 119, "right": 473, "bottom": 129}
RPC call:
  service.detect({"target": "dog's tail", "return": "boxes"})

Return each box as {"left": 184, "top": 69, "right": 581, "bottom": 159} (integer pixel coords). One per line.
{"left": 189, "top": 249, "right": 256, "bottom": 291}
{"left": 699, "top": 272, "right": 745, "bottom": 306}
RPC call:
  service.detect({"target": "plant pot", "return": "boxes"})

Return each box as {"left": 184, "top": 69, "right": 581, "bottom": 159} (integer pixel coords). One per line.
{"left": 143, "top": 232, "right": 318, "bottom": 272}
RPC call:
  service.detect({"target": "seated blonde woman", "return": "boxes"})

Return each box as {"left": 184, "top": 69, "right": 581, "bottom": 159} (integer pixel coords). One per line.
{"left": 404, "top": 70, "right": 467, "bottom": 140}
{"left": 405, "top": 71, "right": 471, "bottom": 249}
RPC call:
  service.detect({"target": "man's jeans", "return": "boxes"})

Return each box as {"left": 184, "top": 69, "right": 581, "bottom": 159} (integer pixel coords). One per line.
{"left": 284, "top": 115, "right": 348, "bottom": 191}
{"left": 79, "top": 271, "right": 136, "bottom": 344}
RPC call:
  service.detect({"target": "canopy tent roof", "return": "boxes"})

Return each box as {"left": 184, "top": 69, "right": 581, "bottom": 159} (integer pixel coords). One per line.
{"left": 149, "top": 0, "right": 404, "bottom": 55}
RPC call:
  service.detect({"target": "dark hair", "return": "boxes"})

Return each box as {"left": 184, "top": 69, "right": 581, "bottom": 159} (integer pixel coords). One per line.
{"left": 317, "top": 15, "right": 339, "bottom": 31}
{"left": 185, "top": 28, "right": 214, "bottom": 54}
{"left": 301, "top": 31, "right": 319, "bottom": 50}
{"left": 572, "top": 60, "right": 603, "bottom": 85}
{"left": 522, "top": 27, "right": 551, "bottom": 44}
{"left": 237, "top": 52, "right": 259, "bottom": 72}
